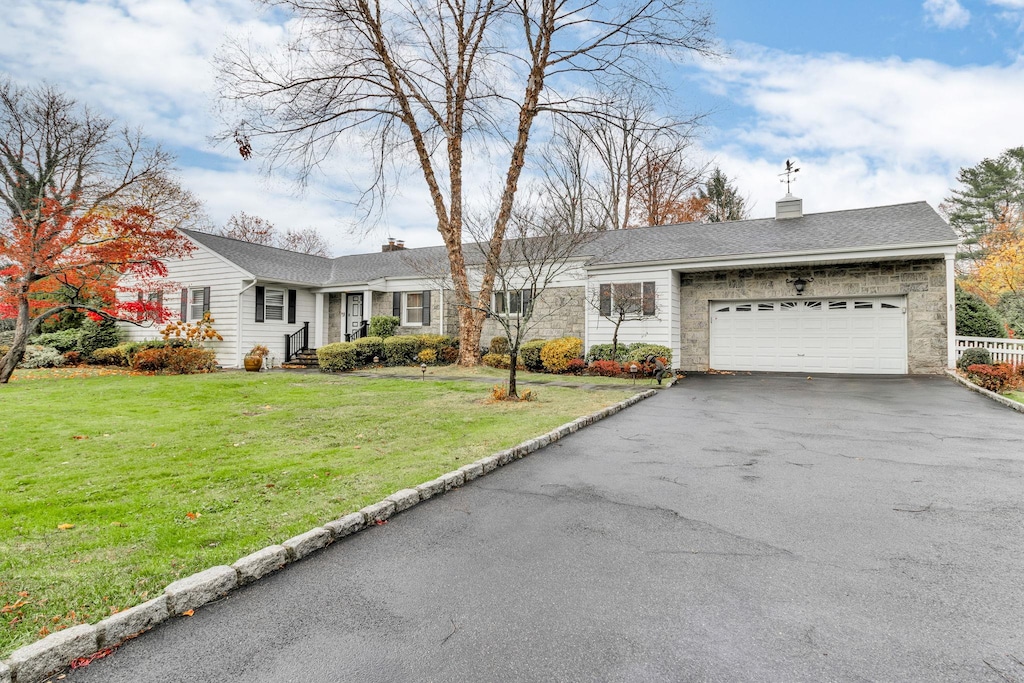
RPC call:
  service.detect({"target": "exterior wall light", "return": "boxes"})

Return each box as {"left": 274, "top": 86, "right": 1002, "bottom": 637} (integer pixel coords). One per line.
{"left": 786, "top": 277, "right": 814, "bottom": 295}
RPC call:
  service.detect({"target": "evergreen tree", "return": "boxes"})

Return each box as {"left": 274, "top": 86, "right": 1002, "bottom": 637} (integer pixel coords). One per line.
{"left": 955, "top": 287, "right": 1006, "bottom": 338}
{"left": 698, "top": 167, "right": 748, "bottom": 222}
{"left": 943, "top": 146, "right": 1024, "bottom": 265}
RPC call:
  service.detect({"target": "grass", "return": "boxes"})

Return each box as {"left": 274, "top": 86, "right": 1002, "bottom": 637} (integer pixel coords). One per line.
{"left": 1005, "top": 391, "right": 1024, "bottom": 405}
{"left": 0, "top": 371, "right": 635, "bottom": 656}
{"left": 371, "top": 364, "right": 662, "bottom": 387}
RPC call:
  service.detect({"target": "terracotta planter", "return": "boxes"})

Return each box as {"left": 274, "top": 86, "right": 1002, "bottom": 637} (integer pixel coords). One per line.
{"left": 243, "top": 356, "right": 263, "bottom": 372}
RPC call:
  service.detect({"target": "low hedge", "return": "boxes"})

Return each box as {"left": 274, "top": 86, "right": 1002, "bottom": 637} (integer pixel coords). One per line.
{"left": 540, "top": 337, "right": 583, "bottom": 373}
{"left": 369, "top": 315, "right": 400, "bottom": 338}
{"left": 318, "top": 342, "right": 358, "bottom": 372}
{"left": 957, "top": 347, "right": 992, "bottom": 370}
{"left": 965, "top": 363, "right": 1019, "bottom": 393}
{"left": 132, "top": 347, "right": 217, "bottom": 374}
{"left": 19, "top": 345, "right": 66, "bottom": 369}
{"left": 624, "top": 343, "right": 672, "bottom": 367}
{"left": 383, "top": 336, "right": 421, "bottom": 365}
{"left": 352, "top": 336, "right": 384, "bottom": 365}
{"left": 519, "top": 339, "right": 547, "bottom": 371}
{"left": 488, "top": 336, "right": 510, "bottom": 354}
{"left": 482, "top": 353, "right": 511, "bottom": 369}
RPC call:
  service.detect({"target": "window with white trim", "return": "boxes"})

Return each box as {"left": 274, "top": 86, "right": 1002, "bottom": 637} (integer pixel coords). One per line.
{"left": 493, "top": 289, "right": 533, "bottom": 316}
{"left": 264, "top": 289, "right": 285, "bottom": 321}
{"left": 189, "top": 288, "right": 206, "bottom": 321}
{"left": 404, "top": 292, "right": 424, "bottom": 325}
{"left": 598, "top": 282, "right": 656, "bottom": 317}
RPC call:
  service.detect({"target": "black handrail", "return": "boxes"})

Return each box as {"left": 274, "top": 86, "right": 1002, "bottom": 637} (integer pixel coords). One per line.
{"left": 284, "top": 321, "right": 310, "bottom": 362}
{"left": 345, "top": 320, "right": 369, "bottom": 342}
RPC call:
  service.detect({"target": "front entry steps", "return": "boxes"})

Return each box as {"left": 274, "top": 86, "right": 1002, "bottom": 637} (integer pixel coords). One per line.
{"left": 281, "top": 349, "right": 319, "bottom": 370}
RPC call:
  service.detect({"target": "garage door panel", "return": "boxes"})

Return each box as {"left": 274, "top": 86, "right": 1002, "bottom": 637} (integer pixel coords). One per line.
{"left": 709, "top": 296, "right": 907, "bottom": 374}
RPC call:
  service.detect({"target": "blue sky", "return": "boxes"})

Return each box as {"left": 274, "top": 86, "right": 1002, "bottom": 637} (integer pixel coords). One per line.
{"left": 0, "top": 0, "right": 1022, "bottom": 254}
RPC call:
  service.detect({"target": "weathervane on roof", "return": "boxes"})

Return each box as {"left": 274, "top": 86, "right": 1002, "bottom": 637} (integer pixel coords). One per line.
{"left": 779, "top": 159, "right": 800, "bottom": 194}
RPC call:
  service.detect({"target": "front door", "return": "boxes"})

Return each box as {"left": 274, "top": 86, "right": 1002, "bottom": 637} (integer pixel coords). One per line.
{"left": 348, "top": 295, "right": 363, "bottom": 340}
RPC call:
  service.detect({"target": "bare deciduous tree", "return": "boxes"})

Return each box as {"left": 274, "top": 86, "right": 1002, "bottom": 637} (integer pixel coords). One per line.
{"left": 216, "top": 212, "right": 333, "bottom": 256}
{"left": 216, "top": 0, "right": 716, "bottom": 364}
{"left": 586, "top": 280, "right": 661, "bottom": 360}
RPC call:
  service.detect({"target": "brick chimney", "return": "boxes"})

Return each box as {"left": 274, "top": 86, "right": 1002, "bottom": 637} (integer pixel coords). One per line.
{"left": 776, "top": 193, "right": 803, "bottom": 220}
{"left": 382, "top": 237, "right": 407, "bottom": 252}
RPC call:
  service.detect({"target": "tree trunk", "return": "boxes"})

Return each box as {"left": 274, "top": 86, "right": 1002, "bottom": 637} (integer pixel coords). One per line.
{"left": 0, "top": 294, "right": 33, "bottom": 384}
{"left": 507, "top": 346, "right": 519, "bottom": 399}
{"left": 457, "top": 305, "right": 482, "bottom": 366}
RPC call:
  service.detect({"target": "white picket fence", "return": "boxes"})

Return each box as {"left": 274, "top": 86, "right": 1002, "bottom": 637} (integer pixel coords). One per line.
{"left": 955, "top": 336, "right": 1024, "bottom": 366}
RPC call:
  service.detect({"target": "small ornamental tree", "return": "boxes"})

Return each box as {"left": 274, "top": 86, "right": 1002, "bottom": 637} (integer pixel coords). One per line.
{"left": 586, "top": 281, "right": 661, "bottom": 360}
{"left": 1, "top": 202, "right": 194, "bottom": 382}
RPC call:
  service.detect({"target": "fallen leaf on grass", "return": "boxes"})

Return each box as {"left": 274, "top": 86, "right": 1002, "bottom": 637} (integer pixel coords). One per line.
{"left": 185, "top": 512, "right": 200, "bottom": 520}
{"left": 57, "top": 523, "right": 75, "bottom": 530}
{"left": 72, "top": 435, "right": 88, "bottom": 440}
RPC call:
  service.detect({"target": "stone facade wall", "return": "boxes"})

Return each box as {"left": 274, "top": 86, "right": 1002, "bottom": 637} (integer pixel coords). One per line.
{"left": 371, "top": 291, "right": 443, "bottom": 336}
{"left": 479, "top": 286, "right": 585, "bottom": 348}
{"left": 678, "top": 259, "right": 948, "bottom": 374}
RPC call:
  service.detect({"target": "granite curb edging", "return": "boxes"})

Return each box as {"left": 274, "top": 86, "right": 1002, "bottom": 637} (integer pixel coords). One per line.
{"left": 1, "top": 387, "right": 662, "bottom": 682}
{"left": 946, "top": 369, "right": 1024, "bottom": 414}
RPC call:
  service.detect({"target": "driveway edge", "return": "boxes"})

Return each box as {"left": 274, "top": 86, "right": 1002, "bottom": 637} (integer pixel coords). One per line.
{"left": 945, "top": 369, "right": 1024, "bottom": 414}
{"left": 3, "top": 388, "right": 660, "bottom": 682}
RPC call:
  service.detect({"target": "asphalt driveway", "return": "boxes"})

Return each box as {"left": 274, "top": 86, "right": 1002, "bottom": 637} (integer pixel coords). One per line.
{"left": 70, "top": 375, "right": 1024, "bottom": 682}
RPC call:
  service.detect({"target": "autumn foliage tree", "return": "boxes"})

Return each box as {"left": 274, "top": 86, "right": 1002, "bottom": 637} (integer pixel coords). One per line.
{"left": 216, "top": 211, "right": 332, "bottom": 256}
{"left": 0, "top": 80, "right": 195, "bottom": 383}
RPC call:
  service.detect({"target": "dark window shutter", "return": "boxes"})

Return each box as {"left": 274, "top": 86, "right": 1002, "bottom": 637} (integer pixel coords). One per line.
{"left": 203, "top": 287, "right": 211, "bottom": 315}
{"left": 393, "top": 292, "right": 401, "bottom": 318}
{"left": 521, "top": 288, "right": 533, "bottom": 317}
{"left": 642, "top": 282, "right": 656, "bottom": 316}
{"left": 599, "top": 284, "right": 611, "bottom": 317}
{"left": 287, "top": 289, "right": 297, "bottom": 325}
{"left": 137, "top": 292, "right": 144, "bottom": 302}
{"left": 421, "top": 291, "right": 431, "bottom": 326}
{"left": 156, "top": 291, "right": 164, "bottom": 307}
{"left": 180, "top": 288, "right": 188, "bottom": 321}
{"left": 255, "top": 286, "right": 265, "bottom": 323}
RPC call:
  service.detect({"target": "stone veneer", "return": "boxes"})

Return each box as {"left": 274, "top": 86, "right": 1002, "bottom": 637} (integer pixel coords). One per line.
{"left": 478, "top": 286, "right": 585, "bottom": 348}
{"left": 679, "top": 258, "right": 948, "bottom": 374}
{"left": 371, "top": 290, "right": 443, "bottom": 336}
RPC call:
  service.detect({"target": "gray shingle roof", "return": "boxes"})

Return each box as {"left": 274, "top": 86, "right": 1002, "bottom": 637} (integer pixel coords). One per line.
{"left": 183, "top": 202, "right": 956, "bottom": 286}
{"left": 584, "top": 201, "right": 956, "bottom": 266}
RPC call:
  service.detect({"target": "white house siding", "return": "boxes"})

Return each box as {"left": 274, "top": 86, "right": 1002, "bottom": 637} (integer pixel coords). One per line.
{"left": 584, "top": 266, "right": 677, "bottom": 363}
{"left": 239, "top": 284, "right": 319, "bottom": 367}
{"left": 118, "top": 244, "right": 247, "bottom": 367}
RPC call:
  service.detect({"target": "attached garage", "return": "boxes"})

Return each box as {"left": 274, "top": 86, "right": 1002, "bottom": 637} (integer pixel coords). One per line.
{"left": 709, "top": 296, "right": 908, "bottom": 374}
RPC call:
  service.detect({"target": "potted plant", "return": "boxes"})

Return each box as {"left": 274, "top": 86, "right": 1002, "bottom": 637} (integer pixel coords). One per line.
{"left": 244, "top": 344, "right": 270, "bottom": 372}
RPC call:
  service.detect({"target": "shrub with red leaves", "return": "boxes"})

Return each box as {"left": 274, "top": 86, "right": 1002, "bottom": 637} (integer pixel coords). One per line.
{"left": 564, "top": 358, "right": 586, "bottom": 375}
{"left": 587, "top": 360, "right": 623, "bottom": 377}
{"left": 966, "top": 363, "right": 1020, "bottom": 393}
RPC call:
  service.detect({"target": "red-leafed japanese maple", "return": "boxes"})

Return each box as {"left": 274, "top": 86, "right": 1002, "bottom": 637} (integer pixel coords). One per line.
{"left": 0, "top": 79, "right": 199, "bottom": 383}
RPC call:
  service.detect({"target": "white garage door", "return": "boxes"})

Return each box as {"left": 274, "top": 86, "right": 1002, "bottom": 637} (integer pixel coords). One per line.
{"left": 709, "top": 296, "right": 908, "bottom": 374}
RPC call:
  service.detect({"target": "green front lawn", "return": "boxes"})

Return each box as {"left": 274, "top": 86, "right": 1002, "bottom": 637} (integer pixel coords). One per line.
{"left": 1005, "top": 391, "right": 1024, "bottom": 405}
{"left": 0, "top": 372, "right": 634, "bottom": 656}
{"left": 371, "top": 364, "right": 664, "bottom": 386}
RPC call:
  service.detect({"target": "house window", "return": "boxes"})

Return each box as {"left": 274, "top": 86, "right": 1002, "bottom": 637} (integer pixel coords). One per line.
{"left": 405, "top": 292, "right": 424, "bottom": 325}
{"left": 493, "top": 289, "right": 533, "bottom": 316}
{"left": 598, "top": 282, "right": 656, "bottom": 317}
{"left": 264, "top": 289, "right": 285, "bottom": 321}
{"left": 189, "top": 288, "right": 207, "bottom": 321}
{"left": 146, "top": 291, "right": 163, "bottom": 322}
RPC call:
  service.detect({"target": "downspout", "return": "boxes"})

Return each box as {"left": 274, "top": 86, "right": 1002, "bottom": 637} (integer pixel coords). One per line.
{"left": 237, "top": 279, "right": 258, "bottom": 368}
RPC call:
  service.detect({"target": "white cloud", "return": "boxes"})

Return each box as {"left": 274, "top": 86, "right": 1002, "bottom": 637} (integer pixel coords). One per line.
{"left": 696, "top": 45, "right": 1024, "bottom": 215}
{"left": 923, "top": 0, "right": 971, "bottom": 29}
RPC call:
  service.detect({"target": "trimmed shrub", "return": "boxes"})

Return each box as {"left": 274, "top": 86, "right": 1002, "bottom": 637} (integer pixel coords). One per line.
{"left": 131, "top": 347, "right": 217, "bottom": 374}
{"left": 520, "top": 339, "right": 547, "bottom": 371}
{"left": 966, "top": 363, "right": 1019, "bottom": 393}
{"left": 418, "top": 348, "right": 438, "bottom": 364}
{"left": 417, "top": 334, "right": 456, "bottom": 350}
{"left": 482, "top": 353, "right": 511, "bottom": 369}
{"left": 586, "top": 343, "right": 628, "bottom": 363}
{"left": 79, "top": 320, "right": 121, "bottom": 357}
{"left": 31, "top": 329, "right": 83, "bottom": 353}
{"left": 957, "top": 346, "right": 992, "bottom": 370}
{"left": 369, "top": 315, "right": 400, "bottom": 338}
{"left": 19, "top": 345, "right": 66, "bottom": 369}
{"left": 439, "top": 346, "right": 459, "bottom": 364}
{"left": 956, "top": 288, "right": 1005, "bottom": 338}
{"left": 383, "top": 335, "right": 421, "bottom": 365}
{"left": 565, "top": 358, "right": 586, "bottom": 374}
{"left": 0, "top": 344, "right": 9, "bottom": 359}
{"left": 352, "top": 336, "right": 384, "bottom": 365}
{"left": 488, "top": 336, "right": 510, "bottom": 354}
{"left": 91, "top": 346, "right": 128, "bottom": 366}
{"left": 63, "top": 351, "right": 82, "bottom": 365}
{"left": 588, "top": 360, "right": 624, "bottom": 377}
{"left": 624, "top": 343, "right": 673, "bottom": 367}
{"left": 317, "top": 342, "right": 358, "bottom": 372}
{"left": 541, "top": 337, "right": 583, "bottom": 373}
{"left": 120, "top": 339, "right": 187, "bottom": 366}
